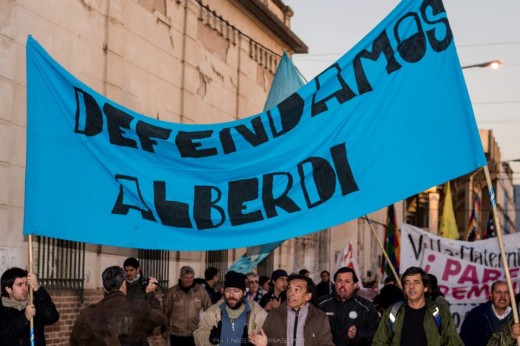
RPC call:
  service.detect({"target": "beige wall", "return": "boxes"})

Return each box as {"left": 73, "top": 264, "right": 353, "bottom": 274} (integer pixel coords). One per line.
{"left": 0, "top": 0, "right": 394, "bottom": 293}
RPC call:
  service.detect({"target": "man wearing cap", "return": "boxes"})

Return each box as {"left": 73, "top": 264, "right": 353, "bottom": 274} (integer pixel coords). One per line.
{"left": 259, "top": 269, "right": 288, "bottom": 312}
{"left": 194, "top": 271, "right": 267, "bottom": 346}
{"left": 165, "top": 266, "right": 212, "bottom": 346}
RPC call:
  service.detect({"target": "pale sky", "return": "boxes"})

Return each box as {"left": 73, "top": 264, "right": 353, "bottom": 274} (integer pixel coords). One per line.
{"left": 284, "top": 0, "right": 520, "bottom": 180}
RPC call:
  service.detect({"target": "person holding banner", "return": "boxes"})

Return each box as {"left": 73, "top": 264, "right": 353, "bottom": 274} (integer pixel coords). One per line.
{"left": 487, "top": 320, "right": 520, "bottom": 346}
{"left": 460, "top": 280, "right": 513, "bottom": 346}
{"left": 318, "top": 267, "right": 379, "bottom": 345}
{"left": 372, "top": 266, "right": 462, "bottom": 346}
{"left": 0, "top": 268, "right": 59, "bottom": 346}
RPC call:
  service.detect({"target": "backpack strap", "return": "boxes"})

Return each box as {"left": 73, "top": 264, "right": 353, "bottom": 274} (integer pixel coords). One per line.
{"left": 388, "top": 301, "right": 442, "bottom": 334}
{"left": 432, "top": 304, "right": 441, "bottom": 332}
{"left": 388, "top": 301, "right": 404, "bottom": 333}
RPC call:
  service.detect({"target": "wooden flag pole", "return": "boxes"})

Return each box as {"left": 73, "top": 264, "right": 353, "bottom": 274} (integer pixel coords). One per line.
{"left": 363, "top": 216, "right": 402, "bottom": 289}
{"left": 483, "top": 165, "right": 520, "bottom": 346}
{"left": 28, "top": 234, "right": 35, "bottom": 346}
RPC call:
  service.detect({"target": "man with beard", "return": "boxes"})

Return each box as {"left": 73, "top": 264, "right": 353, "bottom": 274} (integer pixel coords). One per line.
{"left": 460, "top": 280, "right": 513, "bottom": 346}
{"left": 319, "top": 267, "right": 379, "bottom": 345}
{"left": 194, "top": 271, "right": 266, "bottom": 346}
{"left": 372, "top": 266, "right": 462, "bottom": 346}
{"left": 164, "top": 266, "right": 212, "bottom": 346}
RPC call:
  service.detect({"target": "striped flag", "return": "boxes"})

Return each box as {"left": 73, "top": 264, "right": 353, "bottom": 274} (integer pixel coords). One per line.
{"left": 481, "top": 212, "right": 496, "bottom": 239}
{"left": 464, "top": 192, "right": 480, "bottom": 241}
{"left": 382, "top": 205, "right": 400, "bottom": 276}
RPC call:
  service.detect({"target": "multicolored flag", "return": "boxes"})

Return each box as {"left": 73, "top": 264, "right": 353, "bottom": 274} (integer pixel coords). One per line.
{"left": 439, "top": 182, "right": 459, "bottom": 239}
{"left": 464, "top": 192, "right": 481, "bottom": 241}
{"left": 382, "top": 205, "right": 400, "bottom": 277}
{"left": 482, "top": 212, "right": 496, "bottom": 239}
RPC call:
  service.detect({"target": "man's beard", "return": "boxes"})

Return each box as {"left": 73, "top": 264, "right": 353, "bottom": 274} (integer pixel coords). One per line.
{"left": 226, "top": 297, "right": 244, "bottom": 310}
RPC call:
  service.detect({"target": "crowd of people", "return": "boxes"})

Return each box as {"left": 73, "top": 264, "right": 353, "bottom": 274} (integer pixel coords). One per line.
{"left": 1, "top": 260, "right": 520, "bottom": 345}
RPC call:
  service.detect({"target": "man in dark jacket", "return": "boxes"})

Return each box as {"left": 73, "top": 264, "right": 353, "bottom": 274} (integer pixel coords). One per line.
{"left": 200, "top": 266, "right": 221, "bottom": 304}
{"left": 70, "top": 265, "right": 166, "bottom": 345}
{"left": 460, "top": 280, "right": 513, "bottom": 346}
{"left": 316, "top": 270, "right": 333, "bottom": 298}
{"left": 259, "top": 269, "right": 288, "bottom": 312}
{"left": 0, "top": 267, "right": 59, "bottom": 346}
{"left": 319, "top": 267, "right": 379, "bottom": 345}
{"left": 249, "top": 274, "right": 334, "bottom": 346}
{"left": 124, "top": 257, "right": 147, "bottom": 299}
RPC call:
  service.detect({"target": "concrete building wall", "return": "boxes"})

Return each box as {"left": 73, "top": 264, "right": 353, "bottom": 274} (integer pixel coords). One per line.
{"left": 1, "top": 1, "right": 399, "bottom": 343}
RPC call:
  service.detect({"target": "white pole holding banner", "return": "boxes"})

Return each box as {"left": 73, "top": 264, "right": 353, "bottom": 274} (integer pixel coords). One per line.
{"left": 483, "top": 165, "right": 520, "bottom": 346}
{"left": 28, "top": 234, "right": 35, "bottom": 346}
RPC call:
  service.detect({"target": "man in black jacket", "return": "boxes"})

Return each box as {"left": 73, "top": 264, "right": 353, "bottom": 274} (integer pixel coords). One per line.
{"left": 0, "top": 267, "right": 59, "bottom": 345}
{"left": 319, "top": 267, "right": 379, "bottom": 345}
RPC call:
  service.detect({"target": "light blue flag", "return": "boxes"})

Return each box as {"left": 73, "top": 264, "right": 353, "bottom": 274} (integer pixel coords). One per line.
{"left": 229, "top": 52, "right": 306, "bottom": 272}
{"left": 24, "top": 0, "right": 486, "bottom": 250}
{"left": 263, "top": 51, "right": 307, "bottom": 112}
{"left": 228, "top": 242, "right": 282, "bottom": 274}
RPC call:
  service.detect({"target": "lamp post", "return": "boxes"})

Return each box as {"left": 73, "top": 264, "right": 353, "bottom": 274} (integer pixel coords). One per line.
{"left": 459, "top": 61, "right": 519, "bottom": 346}
{"left": 461, "top": 59, "right": 502, "bottom": 70}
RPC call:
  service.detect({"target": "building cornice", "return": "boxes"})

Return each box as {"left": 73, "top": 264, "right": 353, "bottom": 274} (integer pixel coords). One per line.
{"left": 234, "top": 0, "right": 308, "bottom": 53}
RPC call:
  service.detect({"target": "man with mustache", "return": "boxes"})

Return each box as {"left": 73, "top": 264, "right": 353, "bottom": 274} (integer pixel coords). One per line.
{"left": 194, "top": 270, "right": 266, "bottom": 345}
{"left": 460, "top": 280, "right": 513, "bottom": 346}
{"left": 319, "top": 267, "right": 379, "bottom": 345}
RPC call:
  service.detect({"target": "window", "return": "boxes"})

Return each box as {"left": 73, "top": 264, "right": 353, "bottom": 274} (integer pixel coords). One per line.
{"left": 137, "top": 249, "right": 170, "bottom": 289}
{"left": 35, "top": 236, "right": 85, "bottom": 299}
{"left": 206, "top": 250, "right": 228, "bottom": 282}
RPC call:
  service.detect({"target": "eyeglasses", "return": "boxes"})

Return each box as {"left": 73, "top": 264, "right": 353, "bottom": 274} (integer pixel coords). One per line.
{"left": 248, "top": 280, "right": 259, "bottom": 284}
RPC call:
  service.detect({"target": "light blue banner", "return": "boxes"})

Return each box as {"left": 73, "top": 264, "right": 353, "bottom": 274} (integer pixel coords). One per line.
{"left": 24, "top": 0, "right": 486, "bottom": 250}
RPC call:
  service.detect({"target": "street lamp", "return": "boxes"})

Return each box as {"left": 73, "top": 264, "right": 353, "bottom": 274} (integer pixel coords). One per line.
{"left": 462, "top": 60, "right": 502, "bottom": 70}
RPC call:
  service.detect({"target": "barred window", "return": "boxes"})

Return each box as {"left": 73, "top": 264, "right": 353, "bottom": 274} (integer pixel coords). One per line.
{"left": 137, "top": 249, "right": 169, "bottom": 289}
{"left": 35, "top": 236, "right": 85, "bottom": 299}
{"left": 206, "top": 250, "right": 228, "bottom": 281}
